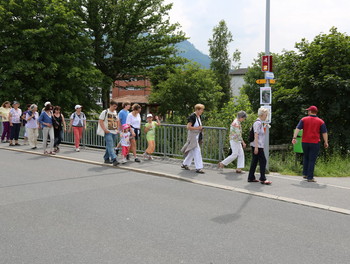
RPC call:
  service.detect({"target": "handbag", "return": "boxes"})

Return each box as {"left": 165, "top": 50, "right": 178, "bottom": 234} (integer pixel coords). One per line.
{"left": 97, "top": 123, "right": 105, "bottom": 137}
{"left": 96, "top": 109, "right": 108, "bottom": 137}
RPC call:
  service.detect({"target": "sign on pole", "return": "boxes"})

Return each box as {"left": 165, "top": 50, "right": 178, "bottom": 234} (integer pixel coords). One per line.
{"left": 261, "top": 55, "right": 273, "bottom": 72}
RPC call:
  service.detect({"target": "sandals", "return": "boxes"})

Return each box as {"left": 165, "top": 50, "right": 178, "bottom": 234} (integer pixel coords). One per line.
{"left": 260, "top": 180, "right": 272, "bottom": 185}
{"left": 195, "top": 169, "right": 205, "bottom": 174}
{"left": 181, "top": 164, "right": 190, "bottom": 170}
{"left": 217, "top": 162, "right": 224, "bottom": 170}
{"left": 248, "top": 179, "right": 259, "bottom": 182}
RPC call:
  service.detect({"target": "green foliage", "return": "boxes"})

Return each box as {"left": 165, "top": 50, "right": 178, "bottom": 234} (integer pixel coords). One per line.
{"left": 268, "top": 151, "right": 350, "bottom": 177}
{"left": 294, "top": 27, "right": 350, "bottom": 150}
{"left": 242, "top": 28, "right": 350, "bottom": 150}
{"left": 149, "top": 63, "right": 223, "bottom": 121}
{"left": 77, "top": 0, "right": 187, "bottom": 107}
{"left": 208, "top": 20, "right": 234, "bottom": 107}
{"left": 0, "top": 0, "right": 103, "bottom": 112}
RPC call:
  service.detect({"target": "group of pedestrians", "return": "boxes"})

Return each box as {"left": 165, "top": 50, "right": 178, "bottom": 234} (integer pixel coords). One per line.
{"left": 97, "top": 100, "right": 161, "bottom": 166}
{"left": 1, "top": 100, "right": 328, "bottom": 182}
{"left": 0, "top": 100, "right": 83, "bottom": 154}
{"left": 180, "top": 104, "right": 328, "bottom": 184}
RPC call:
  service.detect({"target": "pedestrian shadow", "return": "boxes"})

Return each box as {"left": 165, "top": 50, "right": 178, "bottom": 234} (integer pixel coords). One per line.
{"left": 291, "top": 181, "right": 327, "bottom": 189}
{"left": 218, "top": 171, "right": 243, "bottom": 182}
{"left": 244, "top": 182, "right": 264, "bottom": 192}
{"left": 178, "top": 170, "right": 198, "bottom": 179}
{"left": 211, "top": 195, "right": 253, "bottom": 224}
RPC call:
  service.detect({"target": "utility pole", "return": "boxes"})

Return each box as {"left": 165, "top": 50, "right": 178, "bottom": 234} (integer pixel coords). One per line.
{"left": 264, "top": 0, "right": 270, "bottom": 170}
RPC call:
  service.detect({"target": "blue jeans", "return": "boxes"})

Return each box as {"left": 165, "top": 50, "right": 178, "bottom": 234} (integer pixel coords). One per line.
{"left": 104, "top": 133, "right": 117, "bottom": 161}
{"left": 302, "top": 142, "right": 320, "bottom": 179}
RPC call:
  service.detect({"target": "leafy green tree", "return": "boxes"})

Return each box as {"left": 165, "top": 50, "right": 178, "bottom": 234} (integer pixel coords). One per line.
{"left": 242, "top": 28, "right": 350, "bottom": 149}
{"left": 0, "top": 0, "right": 103, "bottom": 112}
{"left": 77, "top": 0, "right": 187, "bottom": 108}
{"left": 149, "top": 63, "right": 223, "bottom": 121}
{"left": 208, "top": 20, "right": 234, "bottom": 107}
{"left": 295, "top": 27, "right": 350, "bottom": 150}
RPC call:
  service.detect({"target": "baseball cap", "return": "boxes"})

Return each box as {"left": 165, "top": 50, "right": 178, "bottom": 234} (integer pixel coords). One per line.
{"left": 75, "top": 105, "right": 82, "bottom": 110}
{"left": 122, "top": 124, "right": 130, "bottom": 129}
{"left": 305, "top": 105, "right": 318, "bottom": 112}
{"left": 44, "top": 101, "right": 51, "bottom": 106}
{"left": 12, "top": 101, "right": 20, "bottom": 105}
{"left": 147, "top": 114, "right": 153, "bottom": 118}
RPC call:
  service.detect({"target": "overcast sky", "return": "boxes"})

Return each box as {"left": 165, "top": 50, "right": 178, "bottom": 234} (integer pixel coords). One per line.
{"left": 165, "top": 0, "right": 350, "bottom": 67}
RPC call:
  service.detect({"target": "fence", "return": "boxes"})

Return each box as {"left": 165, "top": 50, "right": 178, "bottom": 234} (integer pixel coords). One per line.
{"left": 21, "top": 120, "right": 227, "bottom": 162}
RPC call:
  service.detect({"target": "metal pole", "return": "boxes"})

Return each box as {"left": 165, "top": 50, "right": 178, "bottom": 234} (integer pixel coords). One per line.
{"left": 264, "top": 0, "right": 270, "bottom": 171}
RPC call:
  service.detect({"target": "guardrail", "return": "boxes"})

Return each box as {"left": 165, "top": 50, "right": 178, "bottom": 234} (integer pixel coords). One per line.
{"left": 20, "top": 120, "right": 227, "bottom": 162}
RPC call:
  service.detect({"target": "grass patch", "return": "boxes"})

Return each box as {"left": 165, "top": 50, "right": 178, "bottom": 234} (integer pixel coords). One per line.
{"left": 268, "top": 151, "right": 350, "bottom": 177}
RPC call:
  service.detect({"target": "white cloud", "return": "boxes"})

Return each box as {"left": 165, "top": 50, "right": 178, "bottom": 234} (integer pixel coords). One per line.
{"left": 165, "top": 0, "right": 350, "bottom": 67}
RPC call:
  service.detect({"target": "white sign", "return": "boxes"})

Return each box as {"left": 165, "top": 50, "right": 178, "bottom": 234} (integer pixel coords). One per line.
{"left": 261, "top": 105, "right": 272, "bottom": 124}
{"left": 260, "top": 87, "right": 272, "bottom": 104}
{"left": 265, "top": 71, "right": 274, "bottom": 79}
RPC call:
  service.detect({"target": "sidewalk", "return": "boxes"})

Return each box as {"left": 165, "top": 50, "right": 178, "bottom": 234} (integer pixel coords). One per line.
{"left": 1, "top": 143, "right": 350, "bottom": 215}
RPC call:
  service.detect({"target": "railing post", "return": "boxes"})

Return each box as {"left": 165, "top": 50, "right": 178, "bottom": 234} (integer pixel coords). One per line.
{"left": 163, "top": 125, "right": 167, "bottom": 158}
{"left": 218, "top": 129, "right": 223, "bottom": 161}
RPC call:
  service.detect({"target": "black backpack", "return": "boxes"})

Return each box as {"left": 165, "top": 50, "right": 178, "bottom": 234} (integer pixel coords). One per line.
{"left": 249, "top": 120, "right": 261, "bottom": 142}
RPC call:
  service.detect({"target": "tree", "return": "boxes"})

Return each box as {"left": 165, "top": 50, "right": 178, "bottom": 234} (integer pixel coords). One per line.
{"left": 295, "top": 28, "right": 350, "bottom": 150}
{"left": 149, "top": 63, "right": 223, "bottom": 121}
{"left": 0, "top": 0, "right": 103, "bottom": 112}
{"left": 242, "top": 28, "right": 350, "bottom": 150}
{"left": 76, "top": 0, "right": 187, "bottom": 108}
{"left": 208, "top": 20, "right": 234, "bottom": 107}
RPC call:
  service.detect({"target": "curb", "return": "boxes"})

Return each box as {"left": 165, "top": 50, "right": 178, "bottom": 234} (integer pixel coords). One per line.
{"left": 1, "top": 146, "right": 350, "bottom": 215}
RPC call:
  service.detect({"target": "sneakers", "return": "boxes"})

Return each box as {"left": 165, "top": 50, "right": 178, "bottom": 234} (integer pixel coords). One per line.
{"left": 112, "top": 159, "right": 119, "bottom": 166}
{"left": 121, "top": 158, "right": 127, "bottom": 164}
{"left": 134, "top": 158, "right": 141, "bottom": 162}
{"left": 75, "top": 148, "right": 80, "bottom": 152}
{"left": 307, "top": 179, "right": 317, "bottom": 182}
{"left": 104, "top": 159, "right": 112, "bottom": 164}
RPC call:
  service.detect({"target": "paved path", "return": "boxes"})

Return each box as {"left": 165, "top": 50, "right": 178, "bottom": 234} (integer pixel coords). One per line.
{"left": 1, "top": 143, "right": 350, "bottom": 215}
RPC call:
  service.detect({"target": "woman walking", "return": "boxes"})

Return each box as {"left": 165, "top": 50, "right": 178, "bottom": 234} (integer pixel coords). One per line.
{"left": 126, "top": 104, "right": 142, "bottom": 162}
{"left": 38, "top": 103, "right": 55, "bottom": 155}
{"left": 9, "top": 101, "right": 22, "bottom": 146}
{"left": 26, "top": 104, "right": 39, "bottom": 149}
{"left": 69, "top": 105, "right": 86, "bottom": 152}
{"left": 181, "top": 104, "right": 205, "bottom": 174}
{"left": 247, "top": 107, "right": 271, "bottom": 185}
{"left": 52, "top": 106, "right": 66, "bottom": 153}
{"left": 0, "top": 101, "right": 11, "bottom": 143}
{"left": 218, "top": 111, "right": 247, "bottom": 173}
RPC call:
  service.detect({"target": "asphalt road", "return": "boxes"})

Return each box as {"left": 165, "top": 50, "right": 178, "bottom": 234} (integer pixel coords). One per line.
{"left": 1, "top": 150, "right": 349, "bottom": 264}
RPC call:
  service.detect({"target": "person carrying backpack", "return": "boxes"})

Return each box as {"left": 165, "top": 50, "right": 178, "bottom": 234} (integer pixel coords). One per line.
{"left": 218, "top": 111, "right": 247, "bottom": 173}
{"left": 247, "top": 107, "right": 272, "bottom": 185}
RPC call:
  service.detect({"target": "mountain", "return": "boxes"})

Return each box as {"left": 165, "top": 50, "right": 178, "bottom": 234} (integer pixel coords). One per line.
{"left": 176, "top": 40, "right": 211, "bottom": 69}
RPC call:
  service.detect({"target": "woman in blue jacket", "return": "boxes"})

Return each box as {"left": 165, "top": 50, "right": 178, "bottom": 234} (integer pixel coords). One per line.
{"left": 38, "top": 104, "right": 55, "bottom": 155}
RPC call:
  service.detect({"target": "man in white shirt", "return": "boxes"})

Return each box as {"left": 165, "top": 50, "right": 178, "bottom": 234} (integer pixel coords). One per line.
{"left": 99, "top": 100, "right": 121, "bottom": 166}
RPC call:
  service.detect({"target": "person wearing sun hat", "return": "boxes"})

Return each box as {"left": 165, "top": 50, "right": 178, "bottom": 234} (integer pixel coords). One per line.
{"left": 292, "top": 105, "right": 329, "bottom": 182}
{"left": 143, "top": 113, "right": 161, "bottom": 160}
{"left": 68, "top": 105, "right": 86, "bottom": 152}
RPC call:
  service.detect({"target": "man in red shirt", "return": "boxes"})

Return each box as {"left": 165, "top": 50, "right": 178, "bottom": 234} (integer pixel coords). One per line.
{"left": 292, "top": 106, "right": 329, "bottom": 182}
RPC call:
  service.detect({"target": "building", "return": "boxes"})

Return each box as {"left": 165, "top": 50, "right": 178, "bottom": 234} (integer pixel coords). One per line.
{"left": 111, "top": 77, "right": 158, "bottom": 120}
{"left": 229, "top": 68, "right": 248, "bottom": 97}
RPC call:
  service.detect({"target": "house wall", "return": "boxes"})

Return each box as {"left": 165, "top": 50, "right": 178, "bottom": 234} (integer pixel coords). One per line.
{"left": 112, "top": 79, "right": 152, "bottom": 98}
{"left": 230, "top": 75, "right": 245, "bottom": 97}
